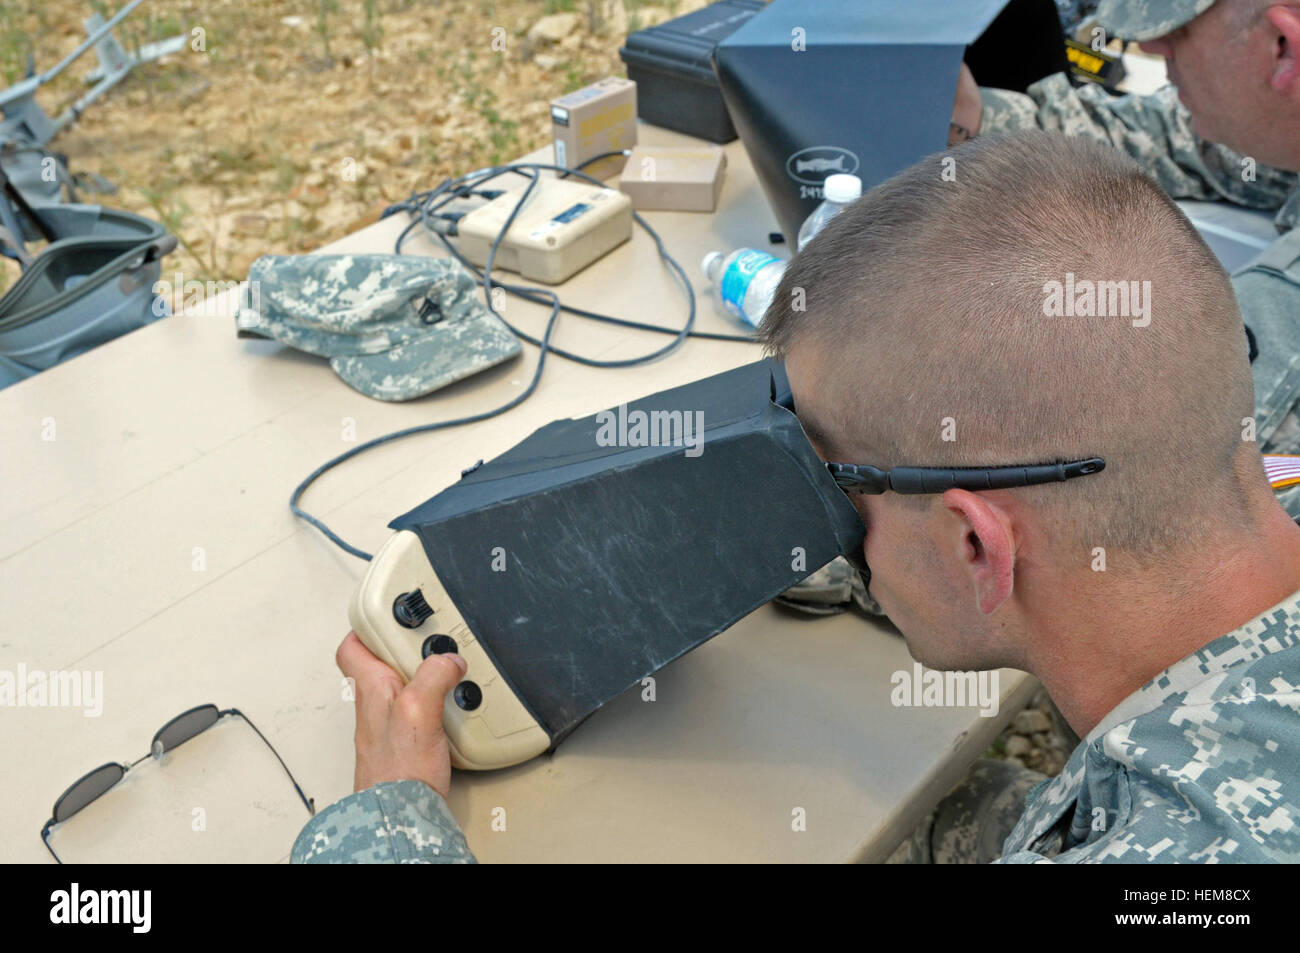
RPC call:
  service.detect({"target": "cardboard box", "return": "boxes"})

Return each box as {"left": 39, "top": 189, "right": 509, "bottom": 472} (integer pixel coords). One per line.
{"left": 550, "top": 77, "right": 637, "bottom": 181}
{"left": 618, "top": 145, "right": 727, "bottom": 212}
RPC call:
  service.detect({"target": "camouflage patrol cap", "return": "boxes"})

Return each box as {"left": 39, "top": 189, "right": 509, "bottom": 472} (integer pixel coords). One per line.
{"left": 234, "top": 253, "right": 521, "bottom": 401}
{"left": 1095, "top": 0, "right": 1218, "bottom": 41}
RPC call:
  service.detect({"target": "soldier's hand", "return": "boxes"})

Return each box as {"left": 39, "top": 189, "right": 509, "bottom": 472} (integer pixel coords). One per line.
{"left": 951, "top": 62, "right": 982, "bottom": 145}
{"left": 336, "top": 631, "right": 466, "bottom": 799}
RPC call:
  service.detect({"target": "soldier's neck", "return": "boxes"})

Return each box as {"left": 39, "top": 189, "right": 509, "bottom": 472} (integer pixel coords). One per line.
{"left": 1026, "top": 508, "right": 1300, "bottom": 739}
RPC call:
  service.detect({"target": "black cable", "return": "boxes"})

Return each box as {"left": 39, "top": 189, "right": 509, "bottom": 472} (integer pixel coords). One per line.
{"left": 388, "top": 154, "right": 753, "bottom": 345}
{"left": 292, "top": 152, "right": 758, "bottom": 559}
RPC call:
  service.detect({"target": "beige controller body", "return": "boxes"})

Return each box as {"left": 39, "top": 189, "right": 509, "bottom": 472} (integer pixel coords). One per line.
{"left": 348, "top": 529, "right": 551, "bottom": 770}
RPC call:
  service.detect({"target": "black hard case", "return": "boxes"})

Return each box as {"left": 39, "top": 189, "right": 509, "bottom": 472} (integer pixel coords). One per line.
{"left": 618, "top": 0, "right": 767, "bottom": 143}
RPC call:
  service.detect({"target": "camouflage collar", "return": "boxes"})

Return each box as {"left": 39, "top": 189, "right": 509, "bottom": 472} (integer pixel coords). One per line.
{"left": 1083, "top": 585, "right": 1300, "bottom": 745}
{"left": 1003, "top": 585, "right": 1300, "bottom": 856}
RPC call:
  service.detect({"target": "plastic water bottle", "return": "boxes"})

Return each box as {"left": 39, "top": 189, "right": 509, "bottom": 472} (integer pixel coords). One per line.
{"left": 796, "top": 173, "right": 863, "bottom": 252}
{"left": 701, "top": 248, "right": 786, "bottom": 329}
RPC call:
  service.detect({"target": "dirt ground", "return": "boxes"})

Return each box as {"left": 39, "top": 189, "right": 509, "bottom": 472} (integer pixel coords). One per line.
{"left": 4, "top": 0, "right": 707, "bottom": 300}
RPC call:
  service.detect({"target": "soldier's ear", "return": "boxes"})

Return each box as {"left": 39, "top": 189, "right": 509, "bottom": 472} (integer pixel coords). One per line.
{"left": 940, "top": 489, "right": 1016, "bottom": 616}
{"left": 1265, "top": 6, "right": 1300, "bottom": 93}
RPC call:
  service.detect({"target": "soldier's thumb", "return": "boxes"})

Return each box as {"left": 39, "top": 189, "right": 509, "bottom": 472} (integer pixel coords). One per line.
{"left": 409, "top": 651, "right": 468, "bottom": 715}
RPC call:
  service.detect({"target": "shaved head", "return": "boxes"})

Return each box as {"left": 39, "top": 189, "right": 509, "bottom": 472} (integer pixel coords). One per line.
{"left": 761, "top": 131, "right": 1263, "bottom": 558}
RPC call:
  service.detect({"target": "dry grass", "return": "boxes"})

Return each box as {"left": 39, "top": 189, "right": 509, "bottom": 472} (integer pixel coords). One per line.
{"left": 2, "top": 0, "right": 701, "bottom": 297}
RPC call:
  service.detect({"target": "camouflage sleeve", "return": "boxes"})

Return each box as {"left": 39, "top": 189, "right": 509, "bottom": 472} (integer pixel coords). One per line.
{"left": 890, "top": 759, "right": 1049, "bottom": 864}
{"left": 1234, "top": 228, "right": 1300, "bottom": 468}
{"left": 291, "top": 779, "right": 477, "bottom": 864}
{"left": 980, "top": 73, "right": 1298, "bottom": 222}
{"left": 995, "top": 850, "right": 1056, "bottom": 863}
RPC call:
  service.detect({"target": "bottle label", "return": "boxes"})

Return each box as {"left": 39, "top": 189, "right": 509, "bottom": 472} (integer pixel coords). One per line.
{"left": 720, "top": 250, "right": 780, "bottom": 322}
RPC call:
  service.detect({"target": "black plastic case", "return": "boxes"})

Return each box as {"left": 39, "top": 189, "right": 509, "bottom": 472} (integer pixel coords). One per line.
{"left": 618, "top": 0, "right": 767, "bottom": 143}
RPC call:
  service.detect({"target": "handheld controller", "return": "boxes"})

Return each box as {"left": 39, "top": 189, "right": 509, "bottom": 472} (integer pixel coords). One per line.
{"left": 349, "top": 529, "right": 550, "bottom": 770}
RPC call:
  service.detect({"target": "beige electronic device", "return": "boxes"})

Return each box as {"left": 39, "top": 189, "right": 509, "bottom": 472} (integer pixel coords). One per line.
{"left": 550, "top": 76, "right": 637, "bottom": 181}
{"left": 349, "top": 529, "right": 550, "bottom": 771}
{"left": 456, "top": 179, "right": 633, "bottom": 284}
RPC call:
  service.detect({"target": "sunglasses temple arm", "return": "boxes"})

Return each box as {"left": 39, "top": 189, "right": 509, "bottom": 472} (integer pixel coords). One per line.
{"left": 40, "top": 821, "right": 63, "bottom": 864}
{"left": 224, "top": 708, "right": 316, "bottom": 816}
{"left": 885, "top": 458, "right": 1107, "bottom": 494}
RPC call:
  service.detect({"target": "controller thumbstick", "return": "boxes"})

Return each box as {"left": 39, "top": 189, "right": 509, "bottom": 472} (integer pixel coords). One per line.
{"left": 454, "top": 681, "right": 483, "bottom": 711}
{"left": 422, "top": 634, "right": 458, "bottom": 658}
{"left": 393, "top": 589, "right": 433, "bottom": 628}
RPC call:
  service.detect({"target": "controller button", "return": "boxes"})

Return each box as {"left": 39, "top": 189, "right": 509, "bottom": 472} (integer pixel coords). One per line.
{"left": 454, "top": 681, "right": 483, "bottom": 711}
{"left": 422, "top": 634, "right": 458, "bottom": 658}
{"left": 393, "top": 590, "right": 433, "bottom": 628}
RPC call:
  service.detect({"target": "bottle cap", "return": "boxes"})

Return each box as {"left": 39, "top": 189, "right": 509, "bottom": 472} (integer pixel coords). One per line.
{"left": 823, "top": 173, "right": 862, "bottom": 204}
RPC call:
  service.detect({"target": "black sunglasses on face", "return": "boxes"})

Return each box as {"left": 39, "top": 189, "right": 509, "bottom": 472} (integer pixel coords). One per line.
{"left": 41, "top": 703, "right": 315, "bottom": 863}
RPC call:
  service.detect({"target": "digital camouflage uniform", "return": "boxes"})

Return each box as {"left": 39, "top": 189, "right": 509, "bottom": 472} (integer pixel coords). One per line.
{"left": 891, "top": 759, "right": 1050, "bottom": 864}
{"left": 234, "top": 254, "right": 520, "bottom": 401}
{"left": 1054, "top": 0, "right": 1101, "bottom": 35}
{"left": 902, "top": 0, "right": 1300, "bottom": 857}
{"left": 981, "top": 77, "right": 1300, "bottom": 230}
{"left": 292, "top": 780, "right": 475, "bottom": 864}
{"left": 772, "top": 554, "right": 882, "bottom": 616}
{"left": 900, "top": 588, "right": 1300, "bottom": 863}
{"left": 997, "top": 588, "right": 1300, "bottom": 863}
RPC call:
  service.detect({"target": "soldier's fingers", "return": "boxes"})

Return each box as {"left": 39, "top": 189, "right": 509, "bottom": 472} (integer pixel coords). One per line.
{"left": 337, "top": 632, "right": 400, "bottom": 691}
{"left": 337, "top": 632, "right": 403, "bottom": 735}
{"left": 401, "top": 652, "right": 467, "bottom": 731}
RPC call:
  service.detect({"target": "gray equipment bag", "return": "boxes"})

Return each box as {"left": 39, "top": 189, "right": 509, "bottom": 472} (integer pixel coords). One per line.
{"left": 0, "top": 180, "right": 175, "bottom": 388}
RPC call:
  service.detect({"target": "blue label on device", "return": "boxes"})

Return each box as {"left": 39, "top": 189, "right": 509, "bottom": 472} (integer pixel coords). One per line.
{"left": 719, "top": 250, "right": 779, "bottom": 321}
{"left": 552, "top": 202, "right": 592, "bottom": 224}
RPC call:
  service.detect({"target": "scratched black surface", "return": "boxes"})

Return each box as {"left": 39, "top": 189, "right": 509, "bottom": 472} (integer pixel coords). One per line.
{"left": 390, "top": 360, "right": 865, "bottom": 744}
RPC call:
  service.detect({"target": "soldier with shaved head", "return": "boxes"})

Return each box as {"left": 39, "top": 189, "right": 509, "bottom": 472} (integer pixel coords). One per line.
{"left": 955, "top": 0, "right": 1300, "bottom": 475}
{"left": 763, "top": 130, "right": 1300, "bottom": 863}
{"left": 787, "top": 0, "right": 1300, "bottom": 621}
